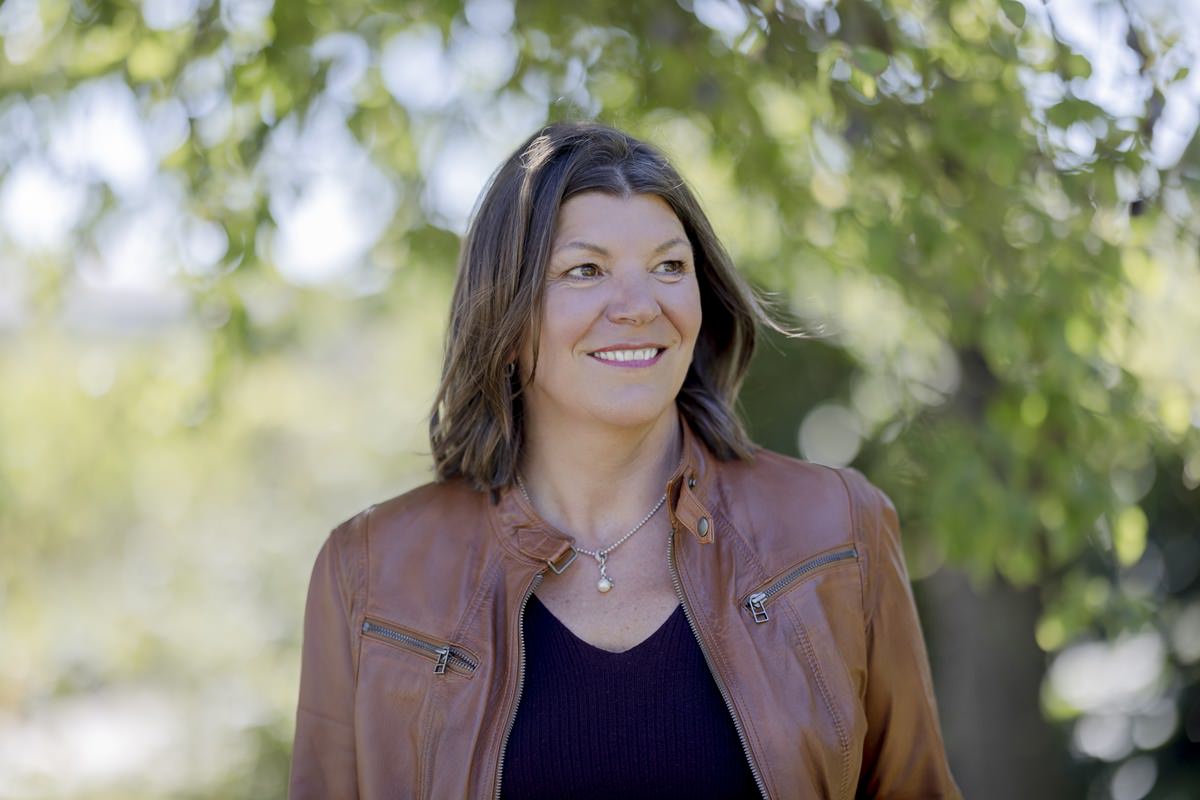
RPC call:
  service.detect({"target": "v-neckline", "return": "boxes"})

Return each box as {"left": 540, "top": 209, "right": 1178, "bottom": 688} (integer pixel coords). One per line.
{"left": 528, "top": 595, "right": 683, "bottom": 656}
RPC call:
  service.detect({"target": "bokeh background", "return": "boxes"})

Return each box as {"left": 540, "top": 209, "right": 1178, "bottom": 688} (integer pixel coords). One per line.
{"left": 1, "top": 0, "right": 1198, "bottom": 797}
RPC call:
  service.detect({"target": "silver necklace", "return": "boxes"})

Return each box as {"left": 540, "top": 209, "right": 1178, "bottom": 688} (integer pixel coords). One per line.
{"left": 515, "top": 475, "right": 667, "bottom": 594}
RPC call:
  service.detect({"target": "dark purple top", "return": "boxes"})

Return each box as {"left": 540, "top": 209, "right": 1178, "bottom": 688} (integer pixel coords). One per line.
{"left": 499, "top": 594, "right": 760, "bottom": 799}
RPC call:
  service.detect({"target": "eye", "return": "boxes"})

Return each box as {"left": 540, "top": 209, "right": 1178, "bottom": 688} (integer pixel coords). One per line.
{"left": 655, "top": 260, "right": 688, "bottom": 276}
{"left": 564, "top": 263, "right": 601, "bottom": 279}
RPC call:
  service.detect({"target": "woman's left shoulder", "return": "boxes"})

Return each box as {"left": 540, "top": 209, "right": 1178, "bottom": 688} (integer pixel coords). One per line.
{"left": 716, "top": 446, "right": 867, "bottom": 518}
{"left": 715, "top": 448, "right": 907, "bottom": 557}
{"left": 711, "top": 448, "right": 876, "bottom": 560}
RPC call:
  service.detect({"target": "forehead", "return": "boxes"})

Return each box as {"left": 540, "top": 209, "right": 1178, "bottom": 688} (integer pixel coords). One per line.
{"left": 551, "top": 192, "right": 688, "bottom": 250}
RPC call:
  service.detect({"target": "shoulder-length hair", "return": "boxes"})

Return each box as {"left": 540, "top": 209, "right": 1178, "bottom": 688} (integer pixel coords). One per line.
{"left": 430, "top": 120, "right": 778, "bottom": 492}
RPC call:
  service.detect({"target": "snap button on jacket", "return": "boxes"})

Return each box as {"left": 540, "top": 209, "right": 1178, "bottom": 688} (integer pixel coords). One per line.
{"left": 288, "top": 420, "right": 963, "bottom": 799}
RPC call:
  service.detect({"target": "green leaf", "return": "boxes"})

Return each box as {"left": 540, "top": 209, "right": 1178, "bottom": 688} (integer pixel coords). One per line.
{"left": 1064, "top": 52, "right": 1092, "bottom": 79}
{"left": 852, "top": 45, "right": 889, "bottom": 77}
{"left": 1045, "top": 98, "right": 1106, "bottom": 127}
{"left": 1001, "top": 0, "right": 1027, "bottom": 28}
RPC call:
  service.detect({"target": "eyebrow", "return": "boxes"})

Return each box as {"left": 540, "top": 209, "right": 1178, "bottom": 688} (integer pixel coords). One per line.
{"left": 553, "top": 236, "right": 691, "bottom": 258}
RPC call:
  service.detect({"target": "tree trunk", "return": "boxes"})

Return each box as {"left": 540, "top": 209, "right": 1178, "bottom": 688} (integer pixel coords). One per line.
{"left": 916, "top": 568, "right": 1086, "bottom": 799}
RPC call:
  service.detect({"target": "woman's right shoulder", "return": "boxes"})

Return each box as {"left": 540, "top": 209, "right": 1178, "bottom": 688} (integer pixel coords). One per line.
{"left": 315, "top": 476, "right": 500, "bottom": 624}
{"left": 329, "top": 475, "right": 491, "bottom": 549}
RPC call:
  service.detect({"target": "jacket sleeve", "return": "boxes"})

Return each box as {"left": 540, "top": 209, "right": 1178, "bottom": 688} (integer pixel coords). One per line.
{"left": 288, "top": 512, "right": 368, "bottom": 799}
{"left": 842, "top": 469, "right": 962, "bottom": 799}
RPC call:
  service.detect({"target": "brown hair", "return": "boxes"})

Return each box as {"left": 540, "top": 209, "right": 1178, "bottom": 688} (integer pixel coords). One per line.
{"left": 430, "top": 120, "right": 779, "bottom": 491}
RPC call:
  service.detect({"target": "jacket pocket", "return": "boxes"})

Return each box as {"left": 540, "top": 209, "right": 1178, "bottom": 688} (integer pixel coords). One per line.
{"left": 742, "top": 545, "right": 859, "bottom": 624}
{"left": 361, "top": 616, "right": 480, "bottom": 677}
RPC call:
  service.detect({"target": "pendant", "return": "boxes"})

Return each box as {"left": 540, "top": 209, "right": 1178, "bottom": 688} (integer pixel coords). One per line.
{"left": 595, "top": 553, "right": 613, "bottom": 594}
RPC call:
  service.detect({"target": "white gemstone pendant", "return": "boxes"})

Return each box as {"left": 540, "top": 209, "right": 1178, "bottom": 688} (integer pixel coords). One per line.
{"left": 595, "top": 553, "right": 614, "bottom": 593}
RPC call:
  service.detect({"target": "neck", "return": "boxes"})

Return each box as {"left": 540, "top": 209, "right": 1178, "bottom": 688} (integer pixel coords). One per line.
{"left": 518, "top": 407, "right": 683, "bottom": 549}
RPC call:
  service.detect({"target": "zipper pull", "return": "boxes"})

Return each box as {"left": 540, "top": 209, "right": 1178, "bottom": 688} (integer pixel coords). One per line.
{"left": 747, "top": 593, "right": 769, "bottom": 624}
{"left": 434, "top": 647, "right": 451, "bottom": 674}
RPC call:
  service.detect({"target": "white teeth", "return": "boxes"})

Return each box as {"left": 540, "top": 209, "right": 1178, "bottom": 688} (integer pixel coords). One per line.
{"left": 593, "top": 348, "right": 659, "bottom": 362}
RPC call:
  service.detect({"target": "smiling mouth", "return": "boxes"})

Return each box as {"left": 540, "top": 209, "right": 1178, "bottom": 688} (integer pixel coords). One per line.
{"left": 587, "top": 347, "right": 665, "bottom": 366}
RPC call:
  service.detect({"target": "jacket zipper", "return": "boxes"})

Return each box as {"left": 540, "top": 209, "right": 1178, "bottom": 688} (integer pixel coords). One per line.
{"left": 744, "top": 547, "right": 858, "bottom": 624}
{"left": 493, "top": 571, "right": 544, "bottom": 799}
{"left": 668, "top": 527, "right": 769, "bottom": 799}
{"left": 360, "top": 620, "right": 478, "bottom": 675}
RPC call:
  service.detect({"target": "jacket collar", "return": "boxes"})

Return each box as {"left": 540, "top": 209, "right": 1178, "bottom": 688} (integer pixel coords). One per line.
{"left": 666, "top": 414, "right": 718, "bottom": 547}
{"left": 489, "top": 409, "right": 719, "bottom": 569}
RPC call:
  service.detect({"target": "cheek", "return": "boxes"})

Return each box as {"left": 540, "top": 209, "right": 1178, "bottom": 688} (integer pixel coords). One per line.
{"left": 529, "top": 294, "right": 594, "bottom": 371}
{"left": 552, "top": 287, "right": 606, "bottom": 334}
{"left": 670, "top": 280, "right": 703, "bottom": 345}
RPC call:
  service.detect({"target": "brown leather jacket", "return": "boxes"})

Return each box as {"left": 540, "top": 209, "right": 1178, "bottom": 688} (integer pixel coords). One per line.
{"left": 288, "top": 419, "right": 962, "bottom": 799}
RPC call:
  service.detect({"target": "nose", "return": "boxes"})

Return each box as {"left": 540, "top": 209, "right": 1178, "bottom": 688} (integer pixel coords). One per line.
{"left": 605, "top": 271, "right": 661, "bottom": 326}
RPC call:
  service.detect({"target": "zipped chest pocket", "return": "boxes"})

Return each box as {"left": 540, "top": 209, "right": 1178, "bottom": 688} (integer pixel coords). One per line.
{"left": 361, "top": 617, "right": 480, "bottom": 677}
{"left": 742, "top": 545, "right": 858, "bottom": 624}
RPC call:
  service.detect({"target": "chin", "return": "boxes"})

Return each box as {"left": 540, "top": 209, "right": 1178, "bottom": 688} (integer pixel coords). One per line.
{"left": 582, "top": 393, "right": 678, "bottom": 430}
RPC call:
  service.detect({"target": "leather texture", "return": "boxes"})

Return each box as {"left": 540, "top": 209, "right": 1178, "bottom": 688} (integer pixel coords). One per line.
{"left": 288, "top": 414, "right": 963, "bottom": 799}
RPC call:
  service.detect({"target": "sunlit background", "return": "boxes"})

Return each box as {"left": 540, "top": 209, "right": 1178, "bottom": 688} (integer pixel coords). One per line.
{"left": 1, "top": 0, "right": 1198, "bottom": 798}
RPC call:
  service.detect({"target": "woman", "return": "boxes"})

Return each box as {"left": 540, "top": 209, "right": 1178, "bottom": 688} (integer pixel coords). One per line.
{"left": 288, "top": 121, "right": 961, "bottom": 799}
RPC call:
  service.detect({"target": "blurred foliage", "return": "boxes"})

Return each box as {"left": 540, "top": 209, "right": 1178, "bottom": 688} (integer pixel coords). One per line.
{"left": 1, "top": 0, "right": 1198, "bottom": 797}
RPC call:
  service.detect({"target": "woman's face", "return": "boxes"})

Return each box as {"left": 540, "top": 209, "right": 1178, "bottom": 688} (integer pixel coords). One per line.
{"left": 519, "top": 192, "right": 702, "bottom": 433}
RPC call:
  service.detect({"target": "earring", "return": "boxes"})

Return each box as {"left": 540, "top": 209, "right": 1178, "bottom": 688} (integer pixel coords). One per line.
{"left": 504, "top": 362, "right": 516, "bottom": 378}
